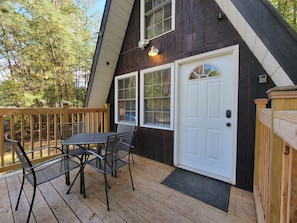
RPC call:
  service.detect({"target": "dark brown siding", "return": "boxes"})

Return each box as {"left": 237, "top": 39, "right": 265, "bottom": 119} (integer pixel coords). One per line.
{"left": 106, "top": 0, "right": 275, "bottom": 191}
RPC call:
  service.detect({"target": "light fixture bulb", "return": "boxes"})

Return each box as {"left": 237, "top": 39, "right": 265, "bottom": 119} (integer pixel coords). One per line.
{"left": 148, "top": 46, "right": 159, "bottom": 57}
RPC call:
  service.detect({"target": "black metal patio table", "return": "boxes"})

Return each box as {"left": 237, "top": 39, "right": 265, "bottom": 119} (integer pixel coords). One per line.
{"left": 61, "top": 132, "right": 116, "bottom": 187}
{"left": 62, "top": 132, "right": 116, "bottom": 147}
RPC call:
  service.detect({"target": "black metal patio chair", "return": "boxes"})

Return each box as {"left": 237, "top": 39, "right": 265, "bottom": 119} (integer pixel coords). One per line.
{"left": 116, "top": 123, "right": 135, "bottom": 164}
{"left": 58, "top": 121, "right": 87, "bottom": 156}
{"left": 58, "top": 122, "right": 87, "bottom": 185}
{"left": 83, "top": 130, "right": 136, "bottom": 210}
{"left": 5, "top": 135, "right": 83, "bottom": 223}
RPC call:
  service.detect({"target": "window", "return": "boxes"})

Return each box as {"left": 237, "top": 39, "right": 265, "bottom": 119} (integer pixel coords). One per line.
{"left": 189, "top": 64, "right": 221, "bottom": 80}
{"left": 114, "top": 72, "right": 138, "bottom": 125}
{"left": 140, "top": 0, "right": 175, "bottom": 40}
{"left": 140, "top": 64, "right": 174, "bottom": 130}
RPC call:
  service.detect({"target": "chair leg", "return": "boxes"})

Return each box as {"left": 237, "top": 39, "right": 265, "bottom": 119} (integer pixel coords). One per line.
{"left": 112, "top": 170, "right": 117, "bottom": 178}
{"left": 130, "top": 153, "right": 135, "bottom": 164}
{"left": 64, "top": 146, "right": 70, "bottom": 185}
{"left": 65, "top": 172, "right": 70, "bottom": 185}
{"left": 128, "top": 163, "right": 135, "bottom": 190}
{"left": 67, "top": 157, "right": 85, "bottom": 196}
{"left": 26, "top": 184, "right": 37, "bottom": 223}
{"left": 16, "top": 174, "right": 25, "bottom": 210}
{"left": 81, "top": 167, "right": 85, "bottom": 198}
{"left": 67, "top": 168, "right": 81, "bottom": 194}
{"left": 81, "top": 154, "right": 87, "bottom": 197}
{"left": 104, "top": 174, "right": 110, "bottom": 211}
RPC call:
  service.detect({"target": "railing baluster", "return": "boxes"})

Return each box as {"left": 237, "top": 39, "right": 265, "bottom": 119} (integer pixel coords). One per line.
{"left": 21, "top": 115, "right": 25, "bottom": 148}
{"left": 10, "top": 115, "right": 15, "bottom": 164}
{"left": 54, "top": 113, "right": 58, "bottom": 150}
{"left": 39, "top": 114, "right": 42, "bottom": 157}
{"left": 0, "top": 115, "right": 3, "bottom": 167}
{"left": 47, "top": 114, "right": 50, "bottom": 155}
{"left": 30, "top": 114, "right": 34, "bottom": 159}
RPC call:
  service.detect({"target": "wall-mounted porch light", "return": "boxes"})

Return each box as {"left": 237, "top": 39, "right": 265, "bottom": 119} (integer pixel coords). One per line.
{"left": 148, "top": 46, "right": 159, "bottom": 57}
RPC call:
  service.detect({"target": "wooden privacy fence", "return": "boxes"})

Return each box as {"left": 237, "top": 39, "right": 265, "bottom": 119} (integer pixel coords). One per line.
{"left": 0, "top": 103, "right": 110, "bottom": 173}
{"left": 254, "top": 88, "right": 297, "bottom": 223}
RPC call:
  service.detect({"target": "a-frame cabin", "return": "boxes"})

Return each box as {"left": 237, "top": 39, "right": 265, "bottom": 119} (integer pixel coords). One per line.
{"left": 84, "top": 0, "right": 297, "bottom": 191}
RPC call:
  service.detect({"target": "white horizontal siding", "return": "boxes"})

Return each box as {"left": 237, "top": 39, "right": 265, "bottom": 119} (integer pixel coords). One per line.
{"left": 88, "top": 0, "right": 135, "bottom": 108}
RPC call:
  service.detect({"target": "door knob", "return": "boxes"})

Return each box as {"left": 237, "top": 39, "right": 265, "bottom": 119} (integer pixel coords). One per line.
{"left": 226, "top": 122, "right": 231, "bottom": 127}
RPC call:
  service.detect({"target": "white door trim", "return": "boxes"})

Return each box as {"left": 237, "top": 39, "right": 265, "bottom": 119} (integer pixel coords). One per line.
{"left": 174, "top": 45, "right": 239, "bottom": 184}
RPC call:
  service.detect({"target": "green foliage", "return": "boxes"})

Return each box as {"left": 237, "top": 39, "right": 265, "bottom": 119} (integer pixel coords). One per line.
{"left": 0, "top": 0, "right": 103, "bottom": 107}
{"left": 269, "top": 0, "right": 297, "bottom": 32}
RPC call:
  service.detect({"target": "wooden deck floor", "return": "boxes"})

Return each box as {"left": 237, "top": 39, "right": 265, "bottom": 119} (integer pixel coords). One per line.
{"left": 0, "top": 155, "right": 256, "bottom": 223}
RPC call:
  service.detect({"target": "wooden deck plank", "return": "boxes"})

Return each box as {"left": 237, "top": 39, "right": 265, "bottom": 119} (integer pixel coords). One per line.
{"left": 38, "top": 180, "right": 81, "bottom": 223}
{"left": 51, "top": 177, "right": 104, "bottom": 223}
{"left": 111, "top": 176, "right": 194, "bottom": 223}
{"left": 6, "top": 173, "right": 37, "bottom": 223}
{"left": 19, "top": 173, "right": 58, "bottom": 222}
{"left": 126, "top": 155, "right": 256, "bottom": 223}
{"left": 125, "top": 156, "right": 255, "bottom": 223}
{"left": 103, "top": 168, "right": 195, "bottom": 223}
{"left": 0, "top": 177, "right": 14, "bottom": 223}
{"left": 81, "top": 168, "right": 172, "bottom": 223}
{"left": 69, "top": 170, "right": 127, "bottom": 223}
{"left": 82, "top": 167, "right": 150, "bottom": 223}
{"left": 0, "top": 155, "right": 256, "bottom": 223}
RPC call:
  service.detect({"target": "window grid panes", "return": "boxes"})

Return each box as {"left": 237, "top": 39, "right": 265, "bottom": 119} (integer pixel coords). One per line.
{"left": 143, "top": 68, "right": 171, "bottom": 127}
{"left": 117, "top": 75, "right": 136, "bottom": 122}
{"left": 145, "top": 0, "right": 172, "bottom": 39}
{"left": 189, "top": 64, "right": 221, "bottom": 80}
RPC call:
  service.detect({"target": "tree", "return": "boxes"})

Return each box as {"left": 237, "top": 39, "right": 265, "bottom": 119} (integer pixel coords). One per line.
{"left": 269, "top": 0, "right": 297, "bottom": 32}
{"left": 0, "top": 0, "right": 103, "bottom": 107}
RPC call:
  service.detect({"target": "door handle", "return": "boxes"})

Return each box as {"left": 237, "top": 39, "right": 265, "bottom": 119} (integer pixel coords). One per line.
{"left": 226, "top": 122, "right": 231, "bottom": 127}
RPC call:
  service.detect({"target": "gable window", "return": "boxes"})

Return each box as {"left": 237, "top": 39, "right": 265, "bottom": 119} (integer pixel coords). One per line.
{"left": 140, "top": 64, "right": 174, "bottom": 130}
{"left": 189, "top": 64, "right": 221, "bottom": 80}
{"left": 141, "top": 0, "right": 175, "bottom": 40}
{"left": 114, "top": 72, "right": 138, "bottom": 125}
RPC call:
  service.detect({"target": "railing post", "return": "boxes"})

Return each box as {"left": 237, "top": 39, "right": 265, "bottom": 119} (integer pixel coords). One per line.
{"left": 254, "top": 99, "right": 269, "bottom": 186}
{"left": 253, "top": 98, "right": 269, "bottom": 223}
{"left": 62, "top": 102, "right": 69, "bottom": 124}
{"left": 104, "top": 103, "right": 110, "bottom": 132}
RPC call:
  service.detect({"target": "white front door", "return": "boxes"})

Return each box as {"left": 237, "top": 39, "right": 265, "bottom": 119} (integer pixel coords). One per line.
{"left": 174, "top": 45, "right": 239, "bottom": 184}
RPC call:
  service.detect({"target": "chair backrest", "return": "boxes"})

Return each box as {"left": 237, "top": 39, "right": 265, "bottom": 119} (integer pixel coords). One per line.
{"left": 108, "top": 131, "right": 135, "bottom": 160}
{"left": 116, "top": 123, "right": 135, "bottom": 134}
{"left": 58, "top": 122, "right": 85, "bottom": 141}
{"left": 5, "top": 135, "right": 32, "bottom": 171}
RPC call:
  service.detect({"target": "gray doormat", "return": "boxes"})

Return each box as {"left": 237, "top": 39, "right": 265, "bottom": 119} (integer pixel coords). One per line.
{"left": 161, "top": 168, "right": 231, "bottom": 212}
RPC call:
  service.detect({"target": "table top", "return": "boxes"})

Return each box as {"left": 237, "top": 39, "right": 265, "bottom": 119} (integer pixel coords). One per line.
{"left": 62, "top": 132, "right": 116, "bottom": 145}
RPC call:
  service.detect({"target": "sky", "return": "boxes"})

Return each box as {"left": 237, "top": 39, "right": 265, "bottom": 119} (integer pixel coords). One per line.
{"left": 98, "top": 0, "right": 106, "bottom": 11}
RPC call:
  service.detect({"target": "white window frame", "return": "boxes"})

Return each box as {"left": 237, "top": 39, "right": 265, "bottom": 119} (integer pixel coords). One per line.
{"left": 140, "top": 63, "right": 174, "bottom": 130}
{"left": 114, "top": 72, "right": 138, "bottom": 125}
{"left": 140, "top": 0, "right": 176, "bottom": 41}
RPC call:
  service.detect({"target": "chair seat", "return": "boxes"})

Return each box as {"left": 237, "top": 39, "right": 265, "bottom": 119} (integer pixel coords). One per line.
{"left": 25, "top": 158, "right": 81, "bottom": 186}
{"left": 86, "top": 157, "right": 128, "bottom": 175}
{"left": 67, "top": 147, "right": 86, "bottom": 156}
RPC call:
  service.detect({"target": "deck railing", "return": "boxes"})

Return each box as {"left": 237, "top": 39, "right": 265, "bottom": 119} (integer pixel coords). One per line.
{"left": 254, "top": 88, "right": 297, "bottom": 223}
{"left": 0, "top": 103, "right": 110, "bottom": 173}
